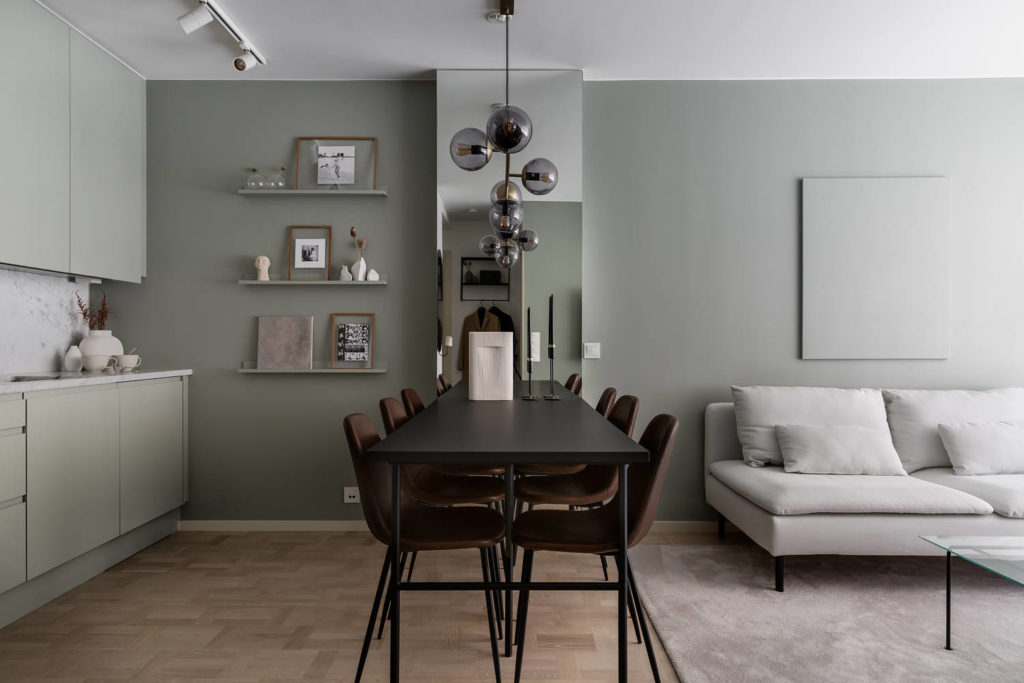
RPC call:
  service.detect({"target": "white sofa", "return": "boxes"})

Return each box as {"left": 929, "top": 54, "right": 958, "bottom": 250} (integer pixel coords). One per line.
{"left": 705, "top": 401, "right": 1024, "bottom": 591}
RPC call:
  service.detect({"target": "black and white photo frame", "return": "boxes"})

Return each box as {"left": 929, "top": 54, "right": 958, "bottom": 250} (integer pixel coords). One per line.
{"left": 287, "top": 225, "right": 332, "bottom": 281}
{"left": 331, "top": 312, "right": 375, "bottom": 369}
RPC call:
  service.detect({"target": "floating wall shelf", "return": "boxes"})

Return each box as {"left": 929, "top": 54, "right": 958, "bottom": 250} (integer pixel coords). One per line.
{"left": 238, "top": 275, "right": 388, "bottom": 286}
{"left": 237, "top": 187, "right": 388, "bottom": 197}
{"left": 238, "top": 361, "right": 388, "bottom": 374}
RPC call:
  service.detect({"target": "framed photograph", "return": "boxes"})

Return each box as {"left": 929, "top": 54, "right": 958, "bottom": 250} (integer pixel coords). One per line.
{"left": 287, "top": 226, "right": 332, "bottom": 281}
{"left": 295, "top": 137, "right": 378, "bottom": 190}
{"left": 331, "top": 313, "right": 375, "bottom": 369}
{"left": 316, "top": 145, "right": 355, "bottom": 185}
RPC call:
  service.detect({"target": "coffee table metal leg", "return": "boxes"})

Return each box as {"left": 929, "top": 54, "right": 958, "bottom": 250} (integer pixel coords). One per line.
{"left": 946, "top": 550, "right": 952, "bottom": 651}
{"left": 391, "top": 463, "right": 401, "bottom": 680}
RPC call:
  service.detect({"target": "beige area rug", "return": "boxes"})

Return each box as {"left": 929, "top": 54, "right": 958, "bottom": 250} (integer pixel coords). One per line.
{"left": 629, "top": 544, "right": 1024, "bottom": 682}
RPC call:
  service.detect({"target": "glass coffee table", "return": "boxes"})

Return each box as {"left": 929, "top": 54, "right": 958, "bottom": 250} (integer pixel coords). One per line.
{"left": 921, "top": 536, "right": 1024, "bottom": 650}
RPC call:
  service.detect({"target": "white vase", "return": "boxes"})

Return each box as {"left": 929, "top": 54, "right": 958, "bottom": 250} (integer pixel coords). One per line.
{"left": 367, "top": 268, "right": 380, "bottom": 282}
{"left": 339, "top": 265, "right": 353, "bottom": 281}
{"left": 351, "top": 257, "right": 367, "bottom": 281}
{"left": 79, "top": 330, "right": 124, "bottom": 357}
{"left": 64, "top": 345, "right": 83, "bottom": 372}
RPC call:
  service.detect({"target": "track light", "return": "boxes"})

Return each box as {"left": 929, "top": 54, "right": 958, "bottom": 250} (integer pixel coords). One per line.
{"left": 234, "top": 50, "right": 257, "bottom": 72}
{"left": 177, "top": 0, "right": 267, "bottom": 70}
{"left": 178, "top": 4, "right": 213, "bottom": 35}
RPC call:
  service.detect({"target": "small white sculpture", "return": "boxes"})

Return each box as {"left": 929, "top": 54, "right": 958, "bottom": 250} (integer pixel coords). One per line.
{"left": 254, "top": 255, "right": 271, "bottom": 281}
{"left": 64, "top": 345, "right": 83, "bottom": 372}
{"left": 352, "top": 257, "right": 367, "bottom": 281}
{"left": 340, "top": 265, "right": 354, "bottom": 281}
{"left": 367, "top": 268, "right": 380, "bottom": 282}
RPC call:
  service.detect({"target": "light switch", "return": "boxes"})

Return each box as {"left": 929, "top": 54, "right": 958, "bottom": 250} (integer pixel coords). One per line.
{"left": 584, "top": 342, "right": 601, "bottom": 359}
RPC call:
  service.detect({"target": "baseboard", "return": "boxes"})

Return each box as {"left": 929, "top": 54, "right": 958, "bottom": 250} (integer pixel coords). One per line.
{"left": 178, "top": 519, "right": 720, "bottom": 533}
{"left": 0, "top": 510, "right": 179, "bottom": 630}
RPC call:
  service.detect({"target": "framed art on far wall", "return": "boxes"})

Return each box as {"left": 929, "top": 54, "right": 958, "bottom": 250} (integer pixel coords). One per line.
{"left": 295, "top": 137, "right": 378, "bottom": 190}
{"left": 331, "top": 313, "right": 375, "bottom": 369}
{"left": 288, "top": 225, "right": 332, "bottom": 281}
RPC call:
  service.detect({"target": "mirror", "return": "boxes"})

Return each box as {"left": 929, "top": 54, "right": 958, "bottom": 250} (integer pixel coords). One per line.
{"left": 436, "top": 70, "right": 583, "bottom": 387}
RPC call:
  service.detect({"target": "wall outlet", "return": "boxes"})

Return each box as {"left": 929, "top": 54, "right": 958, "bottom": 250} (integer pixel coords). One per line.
{"left": 583, "top": 342, "right": 601, "bottom": 359}
{"left": 344, "top": 487, "right": 360, "bottom": 504}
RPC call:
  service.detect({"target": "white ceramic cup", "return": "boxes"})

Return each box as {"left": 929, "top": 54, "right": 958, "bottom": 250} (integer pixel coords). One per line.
{"left": 115, "top": 354, "right": 142, "bottom": 372}
{"left": 83, "top": 355, "right": 117, "bottom": 372}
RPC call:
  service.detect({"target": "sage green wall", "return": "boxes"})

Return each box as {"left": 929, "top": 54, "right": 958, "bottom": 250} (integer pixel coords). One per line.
{"left": 521, "top": 201, "right": 582, "bottom": 380}
{"left": 100, "top": 81, "right": 436, "bottom": 520}
{"left": 582, "top": 79, "right": 1024, "bottom": 520}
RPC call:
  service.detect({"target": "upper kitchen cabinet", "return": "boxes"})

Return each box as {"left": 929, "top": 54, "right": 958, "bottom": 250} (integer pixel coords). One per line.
{"left": 70, "top": 32, "right": 146, "bottom": 283}
{"left": 0, "top": 1, "right": 145, "bottom": 283}
{"left": 0, "top": 0, "right": 71, "bottom": 274}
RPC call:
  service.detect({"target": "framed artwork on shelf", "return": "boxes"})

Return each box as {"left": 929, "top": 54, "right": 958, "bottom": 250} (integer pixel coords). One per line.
{"left": 295, "top": 137, "right": 378, "bottom": 190}
{"left": 288, "top": 225, "right": 333, "bottom": 281}
{"left": 331, "top": 312, "right": 375, "bottom": 369}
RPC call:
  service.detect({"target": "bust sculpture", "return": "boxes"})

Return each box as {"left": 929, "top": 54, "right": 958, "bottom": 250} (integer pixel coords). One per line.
{"left": 254, "top": 255, "right": 271, "bottom": 281}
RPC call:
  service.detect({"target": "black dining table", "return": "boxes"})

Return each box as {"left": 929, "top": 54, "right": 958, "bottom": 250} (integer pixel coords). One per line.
{"left": 367, "top": 380, "right": 649, "bottom": 682}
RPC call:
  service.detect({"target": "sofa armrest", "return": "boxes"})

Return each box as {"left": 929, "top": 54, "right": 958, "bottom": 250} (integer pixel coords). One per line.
{"left": 706, "top": 402, "right": 743, "bottom": 479}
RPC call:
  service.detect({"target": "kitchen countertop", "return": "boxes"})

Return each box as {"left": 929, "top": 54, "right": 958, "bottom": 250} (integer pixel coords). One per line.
{"left": 0, "top": 369, "right": 192, "bottom": 395}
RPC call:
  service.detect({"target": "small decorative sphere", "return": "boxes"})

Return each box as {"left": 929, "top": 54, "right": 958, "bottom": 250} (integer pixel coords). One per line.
{"left": 490, "top": 180, "right": 522, "bottom": 205}
{"left": 522, "top": 158, "right": 558, "bottom": 195}
{"left": 495, "top": 243, "right": 520, "bottom": 268}
{"left": 486, "top": 106, "right": 533, "bottom": 154}
{"left": 488, "top": 200, "right": 524, "bottom": 240}
{"left": 479, "top": 234, "right": 499, "bottom": 257}
{"left": 518, "top": 229, "right": 539, "bottom": 252}
{"left": 449, "top": 128, "right": 491, "bottom": 171}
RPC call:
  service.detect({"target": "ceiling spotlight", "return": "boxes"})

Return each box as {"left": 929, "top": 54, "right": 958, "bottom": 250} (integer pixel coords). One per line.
{"left": 234, "top": 50, "right": 258, "bottom": 72}
{"left": 178, "top": 3, "right": 214, "bottom": 35}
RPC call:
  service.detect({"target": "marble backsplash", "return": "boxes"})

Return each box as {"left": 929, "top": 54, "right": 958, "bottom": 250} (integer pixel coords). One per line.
{"left": 0, "top": 268, "right": 88, "bottom": 374}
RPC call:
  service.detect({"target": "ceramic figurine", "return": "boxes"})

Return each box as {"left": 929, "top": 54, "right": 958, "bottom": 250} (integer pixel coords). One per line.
{"left": 351, "top": 257, "right": 367, "bottom": 281}
{"left": 255, "top": 255, "right": 271, "bottom": 281}
{"left": 64, "top": 345, "right": 83, "bottom": 372}
{"left": 367, "top": 268, "right": 380, "bottom": 282}
{"left": 340, "top": 265, "right": 354, "bottom": 281}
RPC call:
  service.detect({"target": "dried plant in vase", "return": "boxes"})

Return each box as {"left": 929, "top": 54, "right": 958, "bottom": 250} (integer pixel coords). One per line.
{"left": 350, "top": 226, "right": 369, "bottom": 281}
{"left": 75, "top": 291, "right": 111, "bottom": 330}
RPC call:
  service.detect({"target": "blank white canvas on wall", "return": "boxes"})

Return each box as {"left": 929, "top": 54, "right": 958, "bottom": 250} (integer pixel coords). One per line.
{"left": 802, "top": 177, "right": 950, "bottom": 360}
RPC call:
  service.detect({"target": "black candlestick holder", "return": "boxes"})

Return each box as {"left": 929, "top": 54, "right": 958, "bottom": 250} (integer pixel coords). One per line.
{"left": 522, "top": 359, "right": 540, "bottom": 400}
{"left": 544, "top": 353, "right": 560, "bottom": 401}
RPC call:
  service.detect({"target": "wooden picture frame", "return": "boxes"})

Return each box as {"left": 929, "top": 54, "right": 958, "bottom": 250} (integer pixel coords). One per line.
{"left": 295, "top": 137, "right": 378, "bottom": 190}
{"left": 331, "top": 313, "right": 375, "bottom": 369}
{"left": 288, "top": 225, "right": 333, "bottom": 281}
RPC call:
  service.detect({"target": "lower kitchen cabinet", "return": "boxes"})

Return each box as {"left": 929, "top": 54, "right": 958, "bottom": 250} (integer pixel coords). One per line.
{"left": 119, "top": 379, "right": 184, "bottom": 533}
{"left": 26, "top": 385, "right": 119, "bottom": 580}
{"left": 0, "top": 502, "right": 26, "bottom": 594}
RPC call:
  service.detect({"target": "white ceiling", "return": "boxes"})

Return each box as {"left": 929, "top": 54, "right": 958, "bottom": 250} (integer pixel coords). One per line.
{"left": 36, "top": 0, "right": 1024, "bottom": 81}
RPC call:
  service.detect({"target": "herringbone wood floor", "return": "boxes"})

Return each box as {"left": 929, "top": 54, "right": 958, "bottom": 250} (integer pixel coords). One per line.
{"left": 0, "top": 530, "right": 728, "bottom": 682}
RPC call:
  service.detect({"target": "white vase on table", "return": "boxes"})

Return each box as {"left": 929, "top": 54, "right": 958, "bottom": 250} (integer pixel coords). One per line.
{"left": 78, "top": 330, "right": 124, "bottom": 357}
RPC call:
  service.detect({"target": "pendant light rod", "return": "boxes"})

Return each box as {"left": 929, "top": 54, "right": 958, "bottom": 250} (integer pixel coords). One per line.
{"left": 505, "top": 17, "right": 510, "bottom": 106}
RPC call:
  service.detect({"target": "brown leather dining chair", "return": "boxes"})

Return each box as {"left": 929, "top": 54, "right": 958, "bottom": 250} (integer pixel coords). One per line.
{"left": 565, "top": 373, "right": 582, "bottom": 396}
{"left": 439, "top": 373, "right": 452, "bottom": 391}
{"left": 514, "top": 394, "right": 639, "bottom": 580}
{"left": 379, "top": 397, "right": 507, "bottom": 637}
{"left": 345, "top": 413, "right": 505, "bottom": 683}
{"left": 595, "top": 386, "right": 617, "bottom": 419}
{"left": 400, "top": 387, "right": 425, "bottom": 416}
{"left": 510, "top": 413, "right": 679, "bottom": 683}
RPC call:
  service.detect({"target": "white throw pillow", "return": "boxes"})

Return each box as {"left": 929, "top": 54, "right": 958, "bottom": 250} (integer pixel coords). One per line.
{"left": 730, "top": 385, "right": 889, "bottom": 467}
{"left": 776, "top": 424, "right": 907, "bottom": 475}
{"left": 883, "top": 389, "right": 1024, "bottom": 473}
{"left": 938, "top": 421, "right": 1024, "bottom": 475}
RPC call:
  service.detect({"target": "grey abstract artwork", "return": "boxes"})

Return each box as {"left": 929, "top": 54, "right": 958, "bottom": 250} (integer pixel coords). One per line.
{"left": 256, "top": 315, "right": 314, "bottom": 369}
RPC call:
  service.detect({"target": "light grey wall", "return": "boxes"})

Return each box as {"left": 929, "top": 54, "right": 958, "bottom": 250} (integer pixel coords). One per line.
{"left": 0, "top": 268, "right": 87, "bottom": 374}
{"left": 582, "top": 79, "right": 1024, "bottom": 521}
{"left": 100, "top": 81, "right": 436, "bottom": 520}
{"left": 522, "top": 201, "right": 582, "bottom": 383}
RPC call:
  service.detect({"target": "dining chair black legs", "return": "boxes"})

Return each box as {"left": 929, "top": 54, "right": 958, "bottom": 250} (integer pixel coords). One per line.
{"left": 480, "top": 549, "right": 503, "bottom": 682}
{"left": 377, "top": 552, "right": 408, "bottom": 639}
{"left": 512, "top": 551, "right": 661, "bottom": 683}
{"left": 406, "top": 551, "right": 417, "bottom": 581}
{"left": 356, "top": 553, "right": 392, "bottom": 683}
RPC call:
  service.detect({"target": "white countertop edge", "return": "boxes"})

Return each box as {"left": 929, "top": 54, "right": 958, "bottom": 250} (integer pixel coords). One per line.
{"left": 0, "top": 369, "right": 193, "bottom": 395}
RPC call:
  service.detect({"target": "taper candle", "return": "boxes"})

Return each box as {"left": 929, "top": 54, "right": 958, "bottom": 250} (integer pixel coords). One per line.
{"left": 548, "top": 294, "right": 554, "bottom": 359}
{"left": 526, "top": 307, "right": 532, "bottom": 370}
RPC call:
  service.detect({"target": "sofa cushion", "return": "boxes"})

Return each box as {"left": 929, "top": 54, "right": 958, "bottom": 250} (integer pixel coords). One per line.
{"left": 938, "top": 421, "right": 1024, "bottom": 475}
{"left": 883, "top": 389, "right": 1024, "bottom": 472}
{"left": 776, "top": 424, "right": 906, "bottom": 475}
{"left": 709, "top": 460, "right": 993, "bottom": 516}
{"left": 731, "top": 386, "right": 889, "bottom": 467}
{"left": 912, "top": 467, "right": 1024, "bottom": 519}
